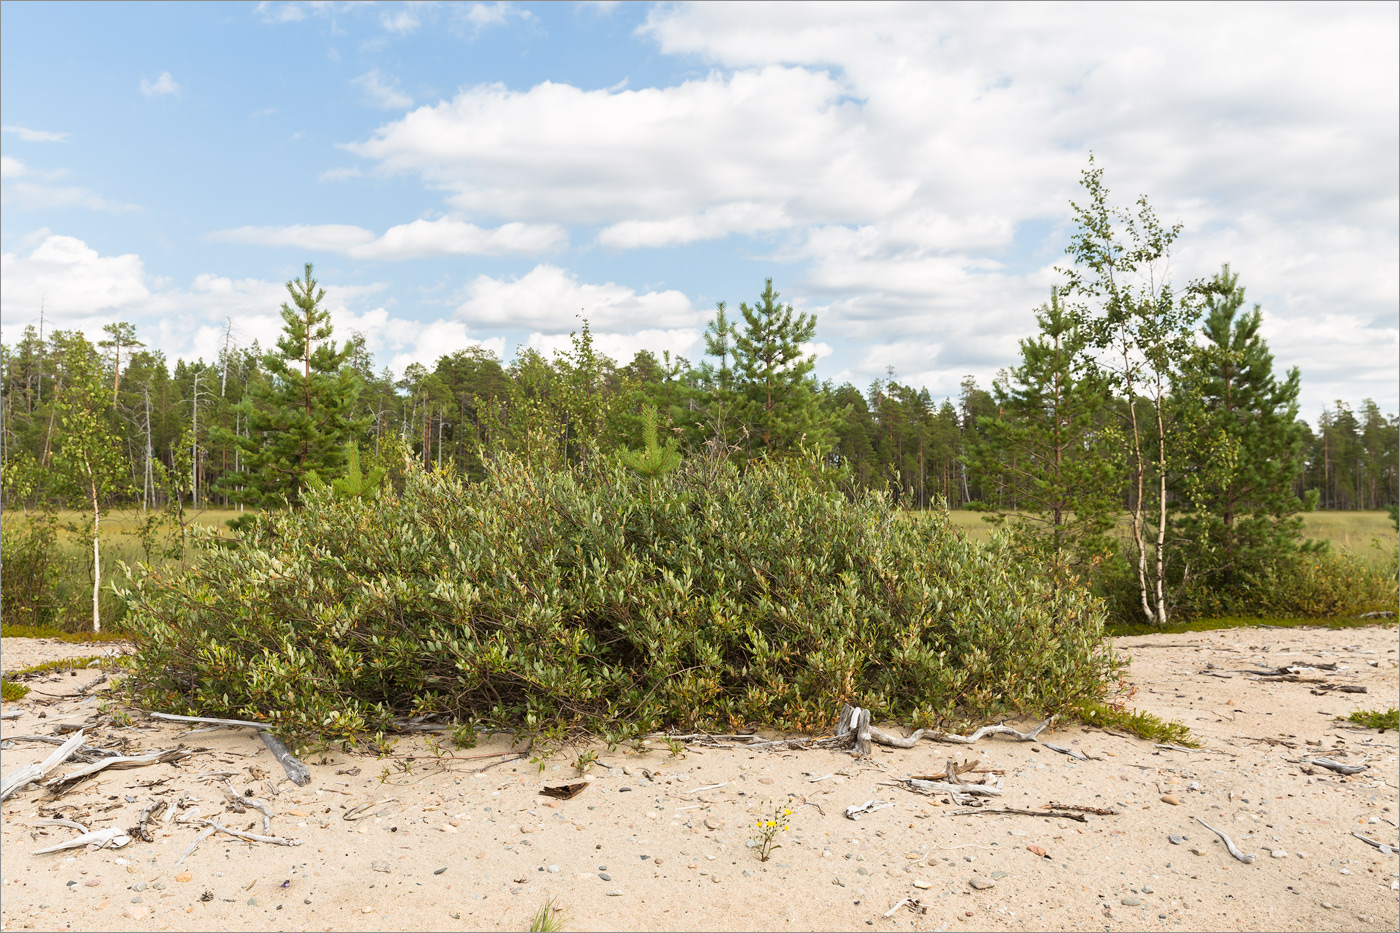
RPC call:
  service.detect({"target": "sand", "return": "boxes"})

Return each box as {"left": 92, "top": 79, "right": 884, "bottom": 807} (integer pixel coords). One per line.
{"left": 1, "top": 624, "right": 1397, "bottom": 932}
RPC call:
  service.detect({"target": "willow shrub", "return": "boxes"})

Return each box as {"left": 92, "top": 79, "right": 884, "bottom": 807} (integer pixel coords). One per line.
{"left": 119, "top": 455, "right": 1119, "bottom": 746}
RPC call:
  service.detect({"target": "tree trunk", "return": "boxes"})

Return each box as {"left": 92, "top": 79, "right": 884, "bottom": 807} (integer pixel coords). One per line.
{"left": 89, "top": 476, "right": 101, "bottom": 634}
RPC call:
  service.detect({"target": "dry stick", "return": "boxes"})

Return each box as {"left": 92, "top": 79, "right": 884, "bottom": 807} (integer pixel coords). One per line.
{"left": 30, "top": 817, "right": 91, "bottom": 833}
{"left": 1044, "top": 802, "right": 1117, "bottom": 815}
{"left": 148, "top": 711, "right": 311, "bottom": 785}
{"left": 1041, "top": 742, "right": 1090, "bottom": 761}
{"left": 952, "top": 807, "right": 1087, "bottom": 823}
{"left": 200, "top": 819, "right": 302, "bottom": 848}
{"left": 32, "top": 826, "right": 130, "bottom": 854}
{"left": 45, "top": 749, "right": 191, "bottom": 791}
{"left": 1352, "top": 832, "right": 1396, "bottom": 853}
{"left": 223, "top": 779, "right": 273, "bottom": 834}
{"left": 1, "top": 735, "right": 121, "bottom": 761}
{"left": 0, "top": 709, "right": 22, "bottom": 720}
{"left": 174, "top": 826, "right": 216, "bottom": 867}
{"left": 930, "top": 719, "right": 1052, "bottom": 745}
{"left": 1303, "top": 758, "right": 1368, "bottom": 775}
{"left": 149, "top": 711, "right": 271, "bottom": 730}
{"left": 134, "top": 799, "right": 168, "bottom": 842}
{"left": 1195, "top": 816, "right": 1255, "bottom": 864}
{"left": 1, "top": 729, "right": 85, "bottom": 800}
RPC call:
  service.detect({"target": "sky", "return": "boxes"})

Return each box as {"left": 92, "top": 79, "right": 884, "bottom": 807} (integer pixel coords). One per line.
{"left": 1, "top": 1, "right": 1396, "bottom": 418}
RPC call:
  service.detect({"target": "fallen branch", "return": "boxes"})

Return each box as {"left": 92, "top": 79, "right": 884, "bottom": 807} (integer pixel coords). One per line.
{"left": 174, "top": 826, "right": 216, "bottom": 866}
{"left": 1195, "top": 816, "right": 1255, "bottom": 864}
{"left": 1, "top": 735, "right": 121, "bottom": 761}
{"left": 223, "top": 779, "right": 273, "bottom": 833}
{"left": 1, "top": 730, "right": 85, "bottom": 801}
{"left": 1302, "top": 758, "right": 1368, "bottom": 775}
{"left": 929, "top": 719, "right": 1051, "bottom": 745}
{"left": 844, "top": 799, "right": 893, "bottom": 820}
{"left": 1041, "top": 742, "right": 1091, "bottom": 761}
{"left": 44, "top": 748, "right": 191, "bottom": 791}
{"left": 1043, "top": 802, "right": 1117, "bottom": 816}
{"left": 883, "top": 897, "right": 926, "bottom": 917}
{"left": 149, "top": 711, "right": 272, "bottom": 730}
{"left": 898, "top": 774, "right": 1003, "bottom": 798}
{"left": 951, "top": 807, "right": 1087, "bottom": 823}
{"left": 0, "top": 709, "right": 22, "bottom": 720}
{"left": 201, "top": 819, "right": 302, "bottom": 848}
{"left": 32, "top": 825, "right": 130, "bottom": 854}
{"left": 132, "top": 799, "right": 168, "bottom": 843}
{"left": 1351, "top": 832, "right": 1396, "bottom": 854}
{"left": 257, "top": 731, "right": 311, "bottom": 786}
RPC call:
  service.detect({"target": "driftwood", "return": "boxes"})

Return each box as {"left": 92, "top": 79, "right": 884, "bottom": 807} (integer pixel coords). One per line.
{"left": 1, "top": 735, "right": 121, "bottom": 762}
{"left": 1041, "top": 742, "right": 1091, "bottom": 761}
{"left": 45, "top": 748, "right": 191, "bottom": 791}
{"left": 201, "top": 819, "right": 302, "bottom": 848}
{"left": 931, "top": 719, "right": 1051, "bottom": 745}
{"left": 844, "top": 799, "right": 893, "bottom": 820}
{"left": 0, "top": 709, "right": 22, "bottom": 720}
{"left": 1352, "top": 832, "right": 1395, "bottom": 854}
{"left": 32, "top": 825, "right": 131, "bottom": 854}
{"left": 952, "top": 807, "right": 1087, "bottom": 823}
{"left": 1301, "top": 757, "right": 1368, "bottom": 775}
{"left": 147, "top": 712, "right": 310, "bottom": 785}
{"left": 1, "top": 730, "right": 86, "bottom": 801}
{"left": 835, "top": 705, "right": 873, "bottom": 755}
{"left": 1044, "top": 801, "right": 1117, "bottom": 815}
{"left": 1195, "top": 816, "right": 1255, "bottom": 863}
{"left": 222, "top": 779, "right": 273, "bottom": 833}
{"left": 883, "top": 897, "right": 926, "bottom": 917}
{"left": 540, "top": 781, "right": 589, "bottom": 800}
{"left": 132, "top": 799, "right": 169, "bottom": 842}
{"left": 174, "top": 826, "right": 217, "bottom": 866}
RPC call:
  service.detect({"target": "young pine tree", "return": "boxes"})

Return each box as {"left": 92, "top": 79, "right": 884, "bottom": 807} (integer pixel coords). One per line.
{"left": 215, "top": 264, "right": 365, "bottom": 506}
{"left": 966, "top": 288, "right": 1122, "bottom": 581}
{"left": 1172, "top": 264, "right": 1310, "bottom": 594}
{"left": 731, "top": 279, "right": 835, "bottom": 456}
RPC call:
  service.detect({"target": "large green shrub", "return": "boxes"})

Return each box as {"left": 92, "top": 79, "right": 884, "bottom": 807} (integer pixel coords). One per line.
{"left": 1, "top": 511, "right": 65, "bottom": 629}
{"left": 119, "top": 455, "right": 1120, "bottom": 744}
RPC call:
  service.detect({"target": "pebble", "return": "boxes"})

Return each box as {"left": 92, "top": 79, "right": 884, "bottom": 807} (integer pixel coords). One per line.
{"left": 1160, "top": 794, "right": 1180, "bottom": 806}
{"left": 1168, "top": 835, "right": 1186, "bottom": 845}
{"left": 743, "top": 870, "right": 755, "bottom": 878}
{"left": 547, "top": 865, "right": 560, "bottom": 873}
{"left": 912, "top": 879, "right": 931, "bottom": 889}
{"left": 652, "top": 858, "right": 664, "bottom": 866}
{"left": 122, "top": 905, "right": 148, "bottom": 920}
{"left": 969, "top": 876, "right": 995, "bottom": 890}
{"left": 857, "top": 867, "right": 869, "bottom": 876}
{"left": 131, "top": 883, "right": 147, "bottom": 892}
{"left": 598, "top": 873, "right": 611, "bottom": 881}
{"left": 175, "top": 873, "right": 192, "bottom": 883}
{"left": 704, "top": 817, "right": 723, "bottom": 830}
{"left": 1270, "top": 850, "right": 1288, "bottom": 859}
{"left": 519, "top": 825, "right": 536, "bottom": 834}
{"left": 371, "top": 861, "right": 391, "bottom": 873}
{"left": 1189, "top": 848, "right": 1207, "bottom": 856}
{"left": 606, "top": 889, "right": 623, "bottom": 897}
{"left": 1141, "top": 886, "right": 1153, "bottom": 894}
{"left": 1121, "top": 897, "right": 1142, "bottom": 906}
{"left": 758, "top": 778, "right": 773, "bottom": 785}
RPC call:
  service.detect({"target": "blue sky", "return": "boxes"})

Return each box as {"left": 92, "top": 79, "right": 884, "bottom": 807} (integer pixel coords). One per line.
{"left": 3, "top": 1, "right": 1396, "bottom": 417}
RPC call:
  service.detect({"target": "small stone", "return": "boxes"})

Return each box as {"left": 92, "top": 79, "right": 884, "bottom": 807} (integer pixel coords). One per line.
{"left": 122, "top": 905, "right": 148, "bottom": 920}
{"left": 1121, "top": 897, "right": 1142, "bottom": 906}
{"left": 1168, "top": 834, "right": 1186, "bottom": 845}
{"left": 1190, "top": 848, "right": 1207, "bottom": 856}
{"left": 246, "top": 898, "right": 256, "bottom": 906}
{"left": 1160, "top": 794, "right": 1181, "bottom": 806}
{"left": 606, "top": 889, "right": 623, "bottom": 896}
{"left": 704, "top": 817, "right": 723, "bottom": 830}
{"left": 371, "top": 861, "right": 391, "bottom": 873}
{"left": 991, "top": 871, "right": 1008, "bottom": 880}
{"left": 1141, "top": 886, "right": 1153, "bottom": 894}
{"left": 652, "top": 858, "right": 664, "bottom": 866}
{"left": 758, "top": 777, "right": 773, "bottom": 785}
{"left": 912, "top": 879, "right": 931, "bottom": 889}
{"left": 969, "top": 876, "right": 995, "bottom": 890}
{"left": 711, "top": 875, "right": 722, "bottom": 883}
{"left": 1295, "top": 851, "right": 1307, "bottom": 859}
{"left": 131, "top": 883, "right": 147, "bottom": 892}
{"left": 619, "top": 787, "right": 632, "bottom": 793}
{"left": 84, "top": 880, "right": 100, "bottom": 887}
{"left": 547, "top": 865, "right": 560, "bottom": 873}
{"left": 519, "top": 825, "right": 536, "bottom": 834}
{"left": 857, "top": 867, "right": 869, "bottom": 876}
{"left": 175, "top": 873, "right": 192, "bottom": 883}
{"left": 1270, "top": 850, "right": 1288, "bottom": 859}
{"left": 598, "top": 873, "right": 611, "bottom": 881}
{"left": 1321, "top": 902, "right": 1333, "bottom": 910}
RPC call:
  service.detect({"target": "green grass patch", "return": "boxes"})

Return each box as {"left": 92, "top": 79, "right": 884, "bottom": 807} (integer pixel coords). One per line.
{"left": 0, "top": 679, "right": 31, "bottom": 701}
{"left": 0, "top": 623, "right": 130, "bottom": 643}
{"left": 4, "top": 656, "right": 107, "bottom": 679}
{"left": 528, "top": 897, "right": 567, "bottom": 933}
{"left": 1074, "top": 701, "right": 1198, "bottom": 747}
{"left": 1346, "top": 708, "right": 1398, "bottom": 730}
{"left": 1105, "top": 615, "right": 1396, "bottom": 638}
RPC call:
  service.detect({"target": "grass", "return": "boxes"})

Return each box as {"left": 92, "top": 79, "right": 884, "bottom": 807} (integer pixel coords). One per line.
{"left": 528, "top": 897, "right": 566, "bottom": 933}
{"left": 0, "top": 623, "right": 130, "bottom": 642}
{"left": 1, "top": 680, "right": 30, "bottom": 701}
{"left": 1347, "top": 708, "right": 1398, "bottom": 730}
{"left": 1105, "top": 616, "right": 1397, "bottom": 638}
{"left": 0, "top": 655, "right": 112, "bottom": 705}
{"left": 1074, "top": 701, "right": 1199, "bottom": 747}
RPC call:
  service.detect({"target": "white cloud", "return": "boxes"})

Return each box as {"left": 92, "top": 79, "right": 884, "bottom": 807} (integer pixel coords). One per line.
{"left": 454, "top": 264, "right": 698, "bottom": 333}
{"left": 353, "top": 69, "right": 413, "bottom": 110}
{"left": 2, "top": 125, "right": 69, "bottom": 143}
{"left": 139, "top": 72, "right": 180, "bottom": 98}
{"left": 462, "top": 2, "right": 531, "bottom": 31}
{"left": 254, "top": 2, "right": 307, "bottom": 24}
{"left": 0, "top": 235, "right": 150, "bottom": 327}
{"left": 525, "top": 327, "right": 701, "bottom": 366}
{"left": 210, "top": 218, "right": 567, "bottom": 259}
{"left": 381, "top": 6, "right": 421, "bottom": 35}
{"left": 1, "top": 182, "right": 139, "bottom": 213}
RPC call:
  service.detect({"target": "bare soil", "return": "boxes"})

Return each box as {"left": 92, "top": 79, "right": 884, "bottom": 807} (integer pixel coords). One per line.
{"left": 2, "top": 624, "right": 1397, "bottom": 932}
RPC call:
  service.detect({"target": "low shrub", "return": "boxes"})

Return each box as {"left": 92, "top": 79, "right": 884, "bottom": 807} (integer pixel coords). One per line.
{"left": 0, "top": 511, "right": 65, "bottom": 629}
{"left": 1347, "top": 708, "right": 1398, "bottom": 730}
{"left": 119, "top": 454, "right": 1120, "bottom": 745}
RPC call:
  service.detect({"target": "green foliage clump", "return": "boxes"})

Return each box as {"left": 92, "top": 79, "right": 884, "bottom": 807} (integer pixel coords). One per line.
{"left": 1, "top": 511, "right": 65, "bottom": 629}
{"left": 1075, "top": 700, "right": 1197, "bottom": 746}
{"left": 1347, "top": 708, "right": 1398, "bottom": 730}
{"left": 119, "top": 454, "right": 1120, "bottom": 746}
{"left": 1, "top": 679, "right": 31, "bottom": 701}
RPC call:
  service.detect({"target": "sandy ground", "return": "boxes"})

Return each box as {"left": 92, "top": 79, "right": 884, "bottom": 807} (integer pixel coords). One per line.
{"left": 1, "top": 625, "right": 1397, "bottom": 933}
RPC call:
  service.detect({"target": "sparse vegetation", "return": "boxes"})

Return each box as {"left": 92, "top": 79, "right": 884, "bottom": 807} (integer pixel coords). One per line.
{"left": 528, "top": 896, "right": 566, "bottom": 933}
{"left": 1, "top": 680, "right": 31, "bottom": 701}
{"left": 1346, "top": 708, "right": 1398, "bottom": 731}
{"left": 1075, "top": 701, "right": 1198, "bottom": 747}
{"left": 751, "top": 799, "right": 792, "bottom": 862}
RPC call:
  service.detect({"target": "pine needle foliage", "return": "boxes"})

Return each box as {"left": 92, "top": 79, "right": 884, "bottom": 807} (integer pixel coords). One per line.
{"left": 619, "top": 405, "right": 681, "bottom": 480}
{"left": 118, "top": 455, "right": 1121, "bottom": 746}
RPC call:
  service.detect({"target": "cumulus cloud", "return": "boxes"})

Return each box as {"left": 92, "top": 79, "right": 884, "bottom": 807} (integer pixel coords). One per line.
{"left": 209, "top": 218, "right": 567, "bottom": 259}
{"left": 454, "top": 264, "right": 698, "bottom": 333}
{"left": 139, "top": 72, "right": 180, "bottom": 98}
{"left": 2, "top": 125, "right": 69, "bottom": 143}
{"left": 1, "top": 181, "right": 139, "bottom": 213}
{"left": 353, "top": 69, "right": 413, "bottom": 110}
{"left": 525, "top": 327, "right": 701, "bottom": 366}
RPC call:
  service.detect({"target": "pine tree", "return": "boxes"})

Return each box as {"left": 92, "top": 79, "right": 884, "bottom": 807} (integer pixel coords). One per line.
{"left": 1172, "top": 265, "right": 1309, "bottom": 591}
{"left": 966, "top": 288, "right": 1122, "bottom": 578}
{"left": 215, "top": 264, "right": 363, "bottom": 506}
{"left": 731, "top": 279, "right": 834, "bottom": 456}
